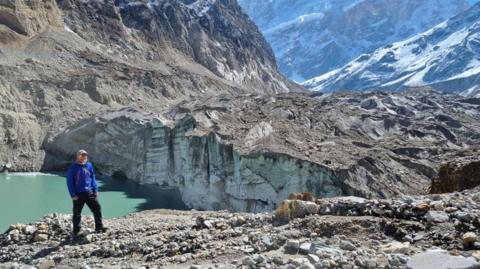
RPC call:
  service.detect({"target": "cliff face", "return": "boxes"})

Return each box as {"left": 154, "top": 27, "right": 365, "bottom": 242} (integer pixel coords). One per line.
{"left": 44, "top": 90, "right": 480, "bottom": 212}
{"left": 0, "top": 0, "right": 298, "bottom": 171}
{"left": 44, "top": 108, "right": 343, "bottom": 212}
{"left": 0, "top": 0, "right": 63, "bottom": 44}
{"left": 431, "top": 157, "right": 480, "bottom": 193}
{"left": 57, "top": 0, "right": 297, "bottom": 93}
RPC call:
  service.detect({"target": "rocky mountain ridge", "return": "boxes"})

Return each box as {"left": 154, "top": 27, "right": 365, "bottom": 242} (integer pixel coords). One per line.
{"left": 304, "top": 2, "right": 480, "bottom": 96}
{"left": 0, "top": 0, "right": 298, "bottom": 171}
{"left": 238, "top": 0, "right": 470, "bottom": 82}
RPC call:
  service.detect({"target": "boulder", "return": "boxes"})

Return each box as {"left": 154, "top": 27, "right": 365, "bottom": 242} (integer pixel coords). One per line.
{"left": 36, "top": 259, "right": 56, "bottom": 269}
{"left": 406, "top": 249, "right": 480, "bottom": 269}
{"left": 425, "top": 211, "right": 450, "bottom": 223}
{"left": 463, "top": 232, "right": 477, "bottom": 245}
{"left": 34, "top": 233, "right": 49, "bottom": 242}
{"left": 299, "top": 242, "right": 312, "bottom": 255}
{"left": 285, "top": 240, "right": 300, "bottom": 253}
{"left": 382, "top": 242, "right": 411, "bottom": 254}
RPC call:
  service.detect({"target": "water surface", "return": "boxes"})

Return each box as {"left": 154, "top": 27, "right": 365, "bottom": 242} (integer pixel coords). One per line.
{"left": 0, "top": 173, "right": 187, "bottom": 232}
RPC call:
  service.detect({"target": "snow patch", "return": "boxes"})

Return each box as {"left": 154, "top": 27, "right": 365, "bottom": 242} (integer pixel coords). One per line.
{"left": 187, "top": 0, "right": 217, "bottom": 16}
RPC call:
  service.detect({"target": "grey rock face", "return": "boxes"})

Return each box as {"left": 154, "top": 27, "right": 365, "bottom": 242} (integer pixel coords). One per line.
{"left": 0, "top": 0, "right": 299, "bottom": 171}
{"left": 431, "top": 157, "right": 480, "bottom": 193}
{"left": 406, "top": 249, "right": 480, "bottom": 269}
{"left": 44, "top": 108, "right": 343, "bottom": 212}
{"left": 0, "top": 0, "right": 63, "bottom": 43}
{"left": 58, "top": 0, "right": 298, "bottom": 93}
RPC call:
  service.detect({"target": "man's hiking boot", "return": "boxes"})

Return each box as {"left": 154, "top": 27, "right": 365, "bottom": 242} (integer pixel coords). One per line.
{"left": 71, "top": 230, "right": 81, "bottom": 241}
{"left": 95, "top": 227, "right": 108, "bottom": 234}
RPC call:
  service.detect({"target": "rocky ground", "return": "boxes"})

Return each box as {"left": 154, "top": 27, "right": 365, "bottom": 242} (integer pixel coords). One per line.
{"left": 2, "top": 187, "right": 480, "bottom": 269}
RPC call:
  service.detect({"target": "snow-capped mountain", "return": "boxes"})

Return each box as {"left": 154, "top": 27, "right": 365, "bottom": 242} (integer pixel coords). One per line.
{"left": 303, "top": 2, "right": 480, "bottom": 97}
{"left": 238, "top": 0, "right": 470, "bottom": 82}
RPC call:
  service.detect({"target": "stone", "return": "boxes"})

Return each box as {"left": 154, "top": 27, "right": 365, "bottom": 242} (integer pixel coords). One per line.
{"left": 382, "top": 242, "right": 411, "bottom": 254}
{"left": 34, "top": 233, "right": 49, "bottom": 242}
{"left": 252, "top": 254, "right": 266, "bottom": 264}
{"left": 336, "top": 196, "right": 368, "bottom": 204}
{"left": 425, "top": 211, "right": 450, "bottom": 223}
{"left": 463, "top": 232, "right": 477, "bottom": 245}
{"left": 360, "top": 98, "right": 378, "bottom": 110}
{"left": 363, "top": 259, "right": 377, "bottom": 269}
{"left": 430, "top": 201, "right": 444, "bottom": 211}
{"left": 242, "top": 246, "right": 255, "bottom": 253}
{"left": 445, "top": 207, "right": 458, "bottom": 213}
{"left": 272, "top": 256, "right": 285, "bottom": 265}
{"left": 339, "top": 240, "right": 356, "bottom": 251}
{"left": 355, "top": 257, "right": 377, "bottom": 269}
{"left": 389, "top": 254, "right": 408, "bottom": 267}
{"left": 8, "top": 229, "right": 20, "bottom": 236}
{"left": 152, "top": 240, "right": 163, "bottom": 248}
{"left": 305, "top": 202, "right": 320, "bottom": 215}
{"left": 300, "top": 242, "right": 312, "bottom": 254}
{"left": 307, "top": 254, "right": 320, "bottom": 264}
{"left": 203, "top": 220, "right": 214, "bottom": 229}
{"left": 37, "top": 259, "right": 56, "bottom": 269}
{"left": 37, "top": 224, "right": 48, "bottom": 231}
{"left": 314, "top": 246, "right": 343, "bottom": 258}
{"left": 406, "top": 249, "right": 480, "bottom": 269}
{"left": 472, "top": 193, "right": 480, "bottom": 202}
{"left": 261, "top": 235, "right": 273, "bottom": 249}
{"left": 413, "top": 233, "right": 425, "bottom": 242}
{"left": 23, "top": 225, "right": 37, "bottom": 235}
{"left": 414, "top": 203, "right": 430, "bottom": 214}
{"left": 285, "top": 240, "right": 300, "bottom": 253}
{"left": 299, "top": 264, "right": 315, "bottom": 269}
{"left": 292, "top": 257, "right": 309, "bottom": 266}
{"left": 456, "top": 212, "right": 473, "bottom": 222}
{"left": 236, "top": 216, "right": 246, "bottom": 226}
{"left": 85, "top": 234, "right": 95, "bottom": 243}
{"left": 472, "top": 251, "right": 480, "bottom": 261}
{"left": 402, "top": 196, "right": 414, "bottom": 204}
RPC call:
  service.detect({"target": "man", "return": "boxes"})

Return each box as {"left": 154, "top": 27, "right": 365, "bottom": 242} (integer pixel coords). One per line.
{"left": 66, "top": 149, "right": 107, "bottom": 237}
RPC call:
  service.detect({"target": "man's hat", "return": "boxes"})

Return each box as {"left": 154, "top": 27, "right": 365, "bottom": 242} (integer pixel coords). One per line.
{"left": 77, "top": 149, "right": 88, "bottom": 156}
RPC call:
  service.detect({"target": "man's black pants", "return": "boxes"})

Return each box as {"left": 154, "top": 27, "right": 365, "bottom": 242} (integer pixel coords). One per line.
{"left": 72, "top": 192, "right": 103, "bottom": 233}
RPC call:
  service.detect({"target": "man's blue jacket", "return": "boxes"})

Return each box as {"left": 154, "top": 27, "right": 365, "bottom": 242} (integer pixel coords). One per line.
{"left": 66, "top": 161, "right": 98, "bottom": 198}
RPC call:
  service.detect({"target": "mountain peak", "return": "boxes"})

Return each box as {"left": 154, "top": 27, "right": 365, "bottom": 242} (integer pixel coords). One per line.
{"left": 303, "top": 1, "right": 480, "bottom": 97}
{"left": 239, "top": 0, "right": 470, "bottom": 82}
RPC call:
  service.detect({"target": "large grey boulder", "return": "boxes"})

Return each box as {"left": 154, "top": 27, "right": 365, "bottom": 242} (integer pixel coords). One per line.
{"left": 425, "top": 211, "right": 450, "bottom": 223}
{"left": 406, "top": 249, "right": 480, "bottom": 269}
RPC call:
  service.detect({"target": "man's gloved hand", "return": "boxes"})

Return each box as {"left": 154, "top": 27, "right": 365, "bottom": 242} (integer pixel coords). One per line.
{"left": 72, "top": 196, "right": 79, "bottom": 201}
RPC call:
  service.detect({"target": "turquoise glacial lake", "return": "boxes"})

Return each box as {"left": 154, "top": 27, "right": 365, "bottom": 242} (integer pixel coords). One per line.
{"left": 0, "top": 172, "right": 187, "bottom": 232}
